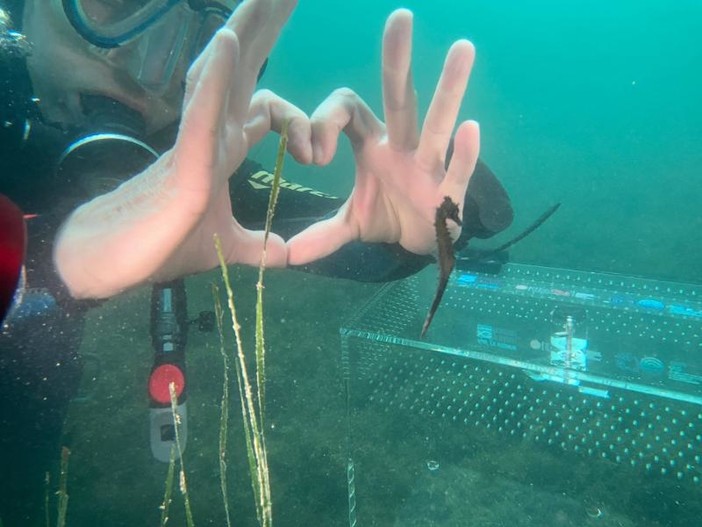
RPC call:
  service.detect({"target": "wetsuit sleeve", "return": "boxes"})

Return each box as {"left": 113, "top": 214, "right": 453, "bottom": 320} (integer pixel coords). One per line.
{"left": 229, "top": 157, "right": 514, "bottom": 282}
{"left": 0, "top": 122, "right": 101, "bottom": 314}
{"left": 1, "top": 119, "right": 156, "bottom": 311}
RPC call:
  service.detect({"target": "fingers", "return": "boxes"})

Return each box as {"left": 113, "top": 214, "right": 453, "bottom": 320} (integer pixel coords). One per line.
{"left": 225, "top": 227, "right": 289, "bottom": 268}
{"left": 440, "top": 119, "right": 480, "bottom": 207}
{"left": 310, "top": 88, "right": 384, "bottom": 165}
{"left": 184, "top": 0, "right": 293, "bottom": 104}
{"left": 177, "top": 29, "right": 240, "bottom": 190}
{"left": 286, "top": 206, "right": 357, "bottom": 265}
{"left": 416, "top": 39, "right": 475, "bottom": 170}
{"left": 177, "top": 0, "right": 299, "bottom": 185}
{"left": 225, "top": 0, "right": 298, "bottom": 119}
{"left": 382, "top": 9, "right": 419, "bottom": 150}
{"left": 245, "top": 89, "right": 313, "bottom": 163}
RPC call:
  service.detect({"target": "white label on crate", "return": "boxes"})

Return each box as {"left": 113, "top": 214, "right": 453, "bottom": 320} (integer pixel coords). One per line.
{"left": 669, "top": 362, "right": 702, "bottom": 385}
{"left": 579, "top": 386, "right": 610, "bottom": 399}
{"left": 550, "top": 336, "right": 588, "bottom": 371}
{"left": 476, "top": 323, "right": 518, "bottom": 351}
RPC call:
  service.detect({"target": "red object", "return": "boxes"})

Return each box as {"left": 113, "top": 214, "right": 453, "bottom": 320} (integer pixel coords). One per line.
{"left": 0, "top": 194, "right": 26, "bottom": 323}
{"left": 148, "top": 363, "right": 186, "bottom": 405}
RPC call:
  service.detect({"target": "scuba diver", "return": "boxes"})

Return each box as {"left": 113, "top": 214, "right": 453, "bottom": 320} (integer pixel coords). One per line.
{"left": 0, "top": 0, "right": 513, "bottom": 524}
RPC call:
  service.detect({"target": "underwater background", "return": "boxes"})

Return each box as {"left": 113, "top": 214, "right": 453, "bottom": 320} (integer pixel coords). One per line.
{"left": 57, "top": 1, "right": 701, "bottom": 526}
{"left": 259, "top": 0, "right": 702, "bottom": 282}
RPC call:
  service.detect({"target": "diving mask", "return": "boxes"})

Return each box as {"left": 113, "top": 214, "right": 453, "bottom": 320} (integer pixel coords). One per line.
{"left": 61, "top": 0, "right": 235, "bottom": 93}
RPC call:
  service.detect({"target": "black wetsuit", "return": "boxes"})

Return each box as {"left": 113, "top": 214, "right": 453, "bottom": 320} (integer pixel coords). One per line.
{"left": 0, "top": 50, "right": 513, "bottom": 527}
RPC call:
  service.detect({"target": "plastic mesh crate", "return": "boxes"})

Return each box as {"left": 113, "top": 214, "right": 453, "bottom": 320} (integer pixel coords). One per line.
{"left": 340, "top": 263, "right": 702, "bottom": 526}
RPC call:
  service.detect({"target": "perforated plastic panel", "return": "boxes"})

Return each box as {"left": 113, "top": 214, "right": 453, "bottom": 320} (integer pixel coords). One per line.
{"left": 341, "top": 263, "right": 702, "bottom": 488}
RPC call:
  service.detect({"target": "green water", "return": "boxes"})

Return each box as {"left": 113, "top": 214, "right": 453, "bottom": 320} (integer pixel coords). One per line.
{"left": 257, "top": 0, "right": 702, "bottom": 281}
{"left": 53, "top": 2, "right": 702, "bottom": 526}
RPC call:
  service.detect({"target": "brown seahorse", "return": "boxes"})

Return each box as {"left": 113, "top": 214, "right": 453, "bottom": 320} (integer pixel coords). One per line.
{"left": 419, "top": 198, "right": 561, "bottom": 337}
{"left": 421, "top": 196, "right": 462, "bottom": 338}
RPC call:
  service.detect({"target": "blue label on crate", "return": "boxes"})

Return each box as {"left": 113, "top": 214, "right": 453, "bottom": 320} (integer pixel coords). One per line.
{"left": 637, "top": 299, "right": 665, "bottom": 310}
{"left": 457, "top": 273, "right": 502, "bottom": 291}
{"left": 457, "top": 273, "right": 477, "bottom": 285}
{"left": 668, "top": 305, "right": 702, "bottom": 319}
{"left": 608, "top": 294, "right": 636, "bottom": 307}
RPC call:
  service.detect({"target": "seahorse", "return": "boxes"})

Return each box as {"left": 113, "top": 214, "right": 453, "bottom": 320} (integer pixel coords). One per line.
{"left": 420, "top": 195, "right": 561, "bottom": 337}
{"left": 421, "top": 196, "right": 462, "bottom": 338}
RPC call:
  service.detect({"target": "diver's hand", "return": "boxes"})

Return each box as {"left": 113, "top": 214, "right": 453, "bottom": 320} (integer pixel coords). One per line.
{"left": 287, "top": 8, "right": 479, "bottom": 265}
{"left": 54, "top": 0, "right": 310, "bottom": 299}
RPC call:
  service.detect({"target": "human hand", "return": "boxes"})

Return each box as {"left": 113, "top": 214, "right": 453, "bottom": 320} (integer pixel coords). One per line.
{"left": 287, "top": 8, "right": 479, "bottom": 265}
{"left": 54, "top": 0, "right": 311, "bottom": 299}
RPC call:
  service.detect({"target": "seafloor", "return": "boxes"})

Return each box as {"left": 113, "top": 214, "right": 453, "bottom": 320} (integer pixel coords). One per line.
{"left": 54, "top": 265, "right": 700, "bottom": 526}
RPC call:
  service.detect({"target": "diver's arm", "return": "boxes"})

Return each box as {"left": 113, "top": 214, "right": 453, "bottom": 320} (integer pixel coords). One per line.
{"left": 286, "top": 10, "right": 494, "bottom": 267}
{"left": 231, "top": 157, "right": 512, "bottom": 282}
{"left": 53, "top": 4, "right": 307, "bottom": 299}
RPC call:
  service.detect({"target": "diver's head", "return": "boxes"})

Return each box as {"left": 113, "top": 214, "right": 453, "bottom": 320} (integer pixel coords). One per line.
{"left": 22, "top": 0, "right": 239, "bottom": 135}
